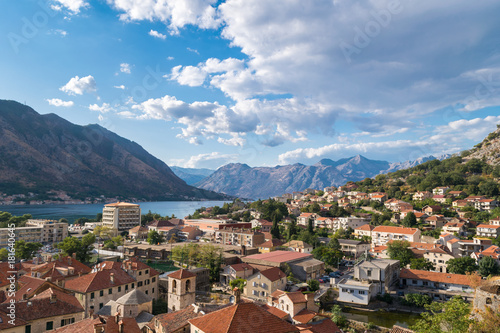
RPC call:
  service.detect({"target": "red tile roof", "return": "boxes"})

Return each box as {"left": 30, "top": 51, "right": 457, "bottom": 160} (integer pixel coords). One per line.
{"left": 261, "top": 304, "right": 289, "bottom": 320}
{"left": 168, "top": 269, "right": 196, "bottom": 279}
{"left": 151, "top": 305, "right": 203, "bottom": 332}
{"left": 260, "top": 239, "right": 284, "bottom": 248}
{"left": 52, "top": 315, "right": 142, "bottom": 333}
{"left": 188, "top": 302, "right": 299, "bottom": 333}
{"left": 260, "top": 267, "right": 286, "bottom": 282}
{"left": 355, "top": 224, "right": 374, "bottom": 231}
{"left": 295, "top": 318, "right": 342, "bottom": 333}
{"left": 477, "top": 224, "right": 500, "bottom": 229}
{"left": 372, "top": 226, "right": 419, "bottom": 235}
{"left": 400, "top": 269, "right": 473, "bottom": 286}
{"left": 293, "top": 309, "right": 317, "bottom": 324}
{"left": 285, "top": 291, "right": 307, "bottom": 304}
{"left": 64, "top": 269, "right": 135, "bottom": 293}
{"left": 0, "top": 308, "right": 27, "bottom": 330}
{"left": 243, "top": 251, "right": 311, "bottom": 263}
{"left": 229, "top": 263, "right": 254, "bottom": 272}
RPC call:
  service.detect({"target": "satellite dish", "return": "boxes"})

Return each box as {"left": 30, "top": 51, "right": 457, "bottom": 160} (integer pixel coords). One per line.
{"left": 229, "top": 296, "right": 235, "bottom": 304}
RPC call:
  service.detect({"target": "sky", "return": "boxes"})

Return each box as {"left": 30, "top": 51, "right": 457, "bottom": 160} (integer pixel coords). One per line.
{"left": 1, "top": 0, "right": 500, "bottom": 170}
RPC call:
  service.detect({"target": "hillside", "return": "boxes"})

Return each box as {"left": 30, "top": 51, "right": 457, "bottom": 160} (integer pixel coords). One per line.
{"left": 195, "top": 155, "right": 442, "bottom": 199}
{"left": 0, "top": 100, "right": 230, "bottom": 201}
{"left": 464, "top": 125, "right": 500, "bottom": 164}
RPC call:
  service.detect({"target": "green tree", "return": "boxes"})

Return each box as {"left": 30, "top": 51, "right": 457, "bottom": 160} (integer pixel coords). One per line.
{"left": 147, "top": 230, "right": 164, "bottom": 245}
{"left": 307, "top": 279, "right": 320, "bottom": 292}
{"left": 447, "top": 257, "right": 478, "bottom": 275}
{"left": 0, "top": 248, "right": 9, "bottom": 261}
{"left": 411, "top": 296, "right": 472, "bottom": 333}
{"left": 14, "top": 240, "right": 42, "bottom": 260}
{"left": 271, "top": 214, "right": 281, "bottom": 239}
{"left": 330, "top": 304, "right": 347, "bottom": 328}
{"left": 229, "top": 278, "right": 246, "bottom": 291}
{"left": 402, "top": 212, "right": 418, "bottom": 228}
{"left": 387, "top": 240, "right": 414, "bottom": 266}
{"left": 307, "top": 218, "right": 314, "bottom": 233}
{"left": 56, "top": 233, "right": 95, "bottom": 263}
{"left": 410, "top": 258, "right": 435, "bottom": 271}
{"left": 403, "top": 293, "right": 432, "bottom": 307}
{"left": 478, "top": 256, "right": 500, "bottom": 277}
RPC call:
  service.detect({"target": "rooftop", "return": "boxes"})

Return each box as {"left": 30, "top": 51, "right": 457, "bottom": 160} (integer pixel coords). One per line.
{"left": 243, "top": 251, "right": 311, "bottom": 263}
{"left": 400, "top": 268, "right": 473, "bottom": 286}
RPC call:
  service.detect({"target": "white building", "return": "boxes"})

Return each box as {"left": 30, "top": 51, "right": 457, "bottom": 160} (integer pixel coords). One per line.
{"left": 26, "top": 219, "right": 68, "bottom": 244}
{"left": 371, "top": 226, "right": 421, "bottom": 247}
{"left": 102, "top": 202, "right": 141, "bottom": 233}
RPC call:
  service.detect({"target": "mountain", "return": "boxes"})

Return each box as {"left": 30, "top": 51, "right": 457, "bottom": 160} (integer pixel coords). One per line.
{"left": 170, "top": 166, "right": 215, "bottom": 185}
{"left": 386, "top": 154, "right": 451, "bottom": 172}
{"left": 463, "top": 126, "right": 500, "bottom": 164}
{"left": 0, "top": 100, "right": 230, "bottom": 201}
{"left": 195, "top": 154, "right": 452, "bottom": 199}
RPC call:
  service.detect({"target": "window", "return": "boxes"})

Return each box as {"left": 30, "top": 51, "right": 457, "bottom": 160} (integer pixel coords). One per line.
{"left": 146, "top": 269, "right": 149, "bottom": 274}
{"left": 46, "top": 321, "right": 53, "bottom": 330}
{"left": 412, "top": 280, "right": 417, "bottom": 285}
{"left": 139, "top": 271, "right": 142, "bottom": 276}
{"left": 99, "top": 303, "right": 103, "bottom": 309}
{"left": 423, "top": 281, "right": 428, "bottom": 286}
{"left": 100, "top": 290, "right": 104, "bottom": 297}
{"left": 118, "top": 286, "right": 122, "bottom": 292}
{"left": 61, "top": 318, "right": 74, "bottom": 327}
{"left": 108, "top": 288, "right": 112, "bottom": 295}
{"left": 152, "top": 288, "right": 154, "bottom": 294}
{"left": 186, "top": 280, "right": 191, "bottom": 292}
{"left": 125, "top": 285, "right": 128, "bottom": 291}
{"left": 138, "top": 281, "right": 143, "bottom": 287}
{"left": 358, "top": 290, "right": 366, "bottom": 295}
{"left": 367, "top": 270, "right": 371, "bottom": 277}
{"left": 90, "top": 292, "right": 95, "bottom": 299}
{"left": 152, "top": 277, "right": 156, "bottom": 283}
{"left": 145, "top": 290, "right": 148, "bottom": 294}
{"left": 25, "top": 325, "right": 31, "bottom": 333}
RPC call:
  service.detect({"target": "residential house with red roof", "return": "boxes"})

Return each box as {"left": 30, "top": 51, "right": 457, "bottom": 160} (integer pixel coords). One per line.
{"left": 399, "top": 268, "right": 475, "bottom": 302}
{"left": 425, "top": 215, "right": 447, "bottom": 229}
{"left": 267, "top": 290, "right": 318, "bottom": 321}
{"left": 282, "top": 240, "right": 313, "bottom": 254}
{"left": 297, "top": 213, "right": 316, "bottom": 226}
{"left": 26, "top": 255, "right": 91, "bottom": 284}
{"left": 476, "top": 224, "right": 500, "bottom": 238}
{"left": 128, "top": 225, "right": 148, "bottom": 240}
{"left": 442, "top": 222, "right": 467, "bottom": 236}
{"left": 145, "top": 304, "right": 204, "bottom": 333}
{"left": 0, "top": 287, "right": 85, "bottom": 332}
{"left": 354, "top": 224, "right": 374, "bottom": 238}
{"left": 413, "top": 191, "right": 432, "bottom": 201}
{"left": 259, "top": 239, "right": 284, "bottom": 253}
{"left": 475, "top": 199, "right": 499, "bottom": 212}
{"left": 371, "top": 226, "right": 421, "bottom": 246}
{"left": 220, "top": 263, "right": 255, "bottom": 286}
{"left": 471, "top": 245, "right": 500, "bottom": 264}
{"left": 177, "top": 226, "right": 202, "bottom": 240}
{"left": 52, "top": 314, "right": 142, "bottom": 333}
{"left": 245, "top": 267, "right": 287, "bottom": 300}
{"left": 433, "top": 187, "right": 450, "bottom": 195}
{"left": 422, "top": 205, "right": 442, "bottom": 215}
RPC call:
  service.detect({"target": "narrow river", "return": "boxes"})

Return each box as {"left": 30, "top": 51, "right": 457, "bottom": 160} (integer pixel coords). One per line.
{"left": 342, "top": 308, "right": 421, "bottom": 329}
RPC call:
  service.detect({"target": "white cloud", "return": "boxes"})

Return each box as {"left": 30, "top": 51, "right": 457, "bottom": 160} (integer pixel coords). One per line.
{"left": 172, "top": 152, "right": 238, "bottom": 168}
{"left": 167, "top": 56, "right": 175, "bottom": 60}
{"left": 46, "top": 98, "right": 74, "bottom": 107}
{"left": 53, "top": 0, "right": 89, "bottom": 13}
{"left": 60, "top": 75, "right": 96, "bottom": 95}
{"left": 106, "top": 0, "right": 221, "bottom": 34}
{"left": 168, "top": 65, "right": 207, "bottom": 87}
{"left": 149, "top": 29, "right": 167, "bottom": 40}
{"left": 187, "top": 47, "right": 200, "bottom": 54}
{"left": 48, "top": 29, "right": 68, "bottom": 37}
{"left": 120, "top": 63, "right": 131, "bottom": 74}
{"left": 114, "top": 85, "right": 126, "bottom": 89}
{"left": 89, "top": 103, "right": 113, "bottom": 113}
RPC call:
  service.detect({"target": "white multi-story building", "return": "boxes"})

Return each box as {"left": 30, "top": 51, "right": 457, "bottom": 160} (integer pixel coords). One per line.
{"left": 371, "top": 226, "right": 421, "bottom": 247}
{"left": 0, "top": 226, "right": 42, "bottom": 247}
{"left": 332, "top": 216, "right": 370, "bottom": 232}
{"left": 102, "top": 202, "right": 141, "bottom": 233}
{"left": 26, "top": 219, "right": 68, "bottom": 244}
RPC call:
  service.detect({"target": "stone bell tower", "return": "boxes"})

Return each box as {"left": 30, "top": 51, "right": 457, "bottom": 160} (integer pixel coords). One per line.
{"left": 167, "top": 269, "right": 196, "bottom": 313}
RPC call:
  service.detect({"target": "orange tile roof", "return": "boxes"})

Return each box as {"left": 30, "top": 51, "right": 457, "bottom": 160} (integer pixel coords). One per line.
{"left": 243, "top": 251, "right": 311, "bottom": 263}
{"left": 0, "top": 308, "right": 27, "bottom": 330}
{"left": 285, "top": 291, "right": 307, "bottom": 304}
{"left": 355, "top": 224, "right": 374, "bottom": 231}
{"left": 477, "top": 224, "right": 500, "bottom": 229}
{"left": 65, "top": 269, "right": 135, "bottom": 293}
{"left": 372, "top": 226, "right": 419, "bottom": 235}
{"left": 260, "top": 239, "right": 284, "bottom": 248}
{"left": 262, "top": 304, "right": 289, "bottom": 319}
{"left": 260, "top": 267, "right": 286, "bottom": 282}
{"left": 168, "top": 269, "right": 196, "bottom": 279}
{"left": 293, "top": 309, "right": 318, "bottom": 324}
{"left": 229, "top": 263, "right": 254, "bottom": 272}
{"left": 52, "top": 315, "right": 141, "bottom": 333}
{"left": 400, "top": 269, "right": 473, "bottom": 286}
{"left": 188, "top": 302, "right": 299, "bottom": 333}
{"left": 295, "top": 318, "right": 342, "bottom": 333}
{"left": 152, "top": 305, "right": 203, "bottom": 332}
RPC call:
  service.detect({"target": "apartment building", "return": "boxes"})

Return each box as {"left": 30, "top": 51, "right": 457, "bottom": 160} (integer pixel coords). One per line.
{"left": 217, "top": 228, "right": 265, "bottom": 247}
{"left": 245, "top": 267, "right": 287, "bottom": 300}
{"left": 26, "top": 219, "right": 68, "bottom": 244}
{"left": 0, "top": 226, "right": 42, "bottom": 247}
{"left": 371, "top": 226, "right": 421, "bottom": 246}
{"left": 102, "top": 202, "right": 141, "bottom": 233}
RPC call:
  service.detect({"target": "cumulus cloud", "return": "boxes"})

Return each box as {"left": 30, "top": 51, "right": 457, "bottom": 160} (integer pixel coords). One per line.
{"left": 89, "top": 103, "right": 113, "bottom": 113}
{"left": 52, "top": 0, "right": 89, "bottom": 13}
{"left": 120, "top": 63, "right": 131, "bottom": 74}
{"left": 149, "top": 29, "right": 167, "bottom": 39}
{"left": 46, "top": 98, "right": 74, "bottom": 107}
{"left": 171, "top": 152, "right": 238, "bottom": 169}
{"left": 106, "top": 0, "right": 221, "bottom": 34}
{"left": 60, "top": 75, "right": 96, "bottom": 95}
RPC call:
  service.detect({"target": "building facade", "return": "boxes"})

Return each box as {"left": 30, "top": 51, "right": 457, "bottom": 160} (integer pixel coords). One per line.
{"left": 102, "top": 202, "right": 141, "bottom": 233}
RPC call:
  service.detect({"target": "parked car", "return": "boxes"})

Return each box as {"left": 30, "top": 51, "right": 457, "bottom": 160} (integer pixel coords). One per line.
{"left": 318, "top": 279, "right": 326, "bottom": 283}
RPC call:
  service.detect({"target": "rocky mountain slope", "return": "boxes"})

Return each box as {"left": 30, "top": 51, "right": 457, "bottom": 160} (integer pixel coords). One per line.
{"left": 464, "top": 126, "right": 500, "bottom": 164}
{"left": 0, "top": 100, "right": 229, "bottom": 201}
{"left": 195, "top": 155, "right": 447, "bottom": 199}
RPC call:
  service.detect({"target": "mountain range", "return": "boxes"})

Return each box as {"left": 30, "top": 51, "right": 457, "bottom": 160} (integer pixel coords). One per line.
{"left": 0, "top": 100, "right": 229, "bottom": 201}
{"left": 193, "top": 154, "right": 451, "bottom": 199}
{"left": 169, "top": 166, "right": 215, "bottom": 185}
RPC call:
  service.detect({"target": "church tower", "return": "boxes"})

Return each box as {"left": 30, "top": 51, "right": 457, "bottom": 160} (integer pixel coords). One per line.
{"left": 167, "top": 269, "right": 196, "bottom": 313}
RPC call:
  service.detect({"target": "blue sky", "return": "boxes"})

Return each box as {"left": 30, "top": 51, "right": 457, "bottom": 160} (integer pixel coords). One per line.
{"left": 1, "top": 0, "right": 500, "bottom": 170}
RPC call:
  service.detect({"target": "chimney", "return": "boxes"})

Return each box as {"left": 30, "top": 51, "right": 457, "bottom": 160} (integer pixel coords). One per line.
{"left": 305, "top": 292, "right": 318, "bottom": 311}
{"left": 68, "top": 256, "right": 72, "bottom": 265}
{"left": 45, "top": 277, "right": 52, "bottom": 282}
{"left": 232, "top": 287, "right": 241, "bottom": 303}
{"left": 22, "top": 294, "right": 28, "bottom": 300}
{"left": 72, "top": 253, "right": 76, "bottom": 260}
{"left": 110, "top": 273, "right": 115, "bottom": 284}
{"left": 118, "top": 321, "right": 124, "bottom": 333}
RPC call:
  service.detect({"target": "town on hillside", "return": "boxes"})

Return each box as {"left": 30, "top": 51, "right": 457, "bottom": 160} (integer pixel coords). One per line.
{"left": 2, "top": 159, "right": 500, "bottom": 333}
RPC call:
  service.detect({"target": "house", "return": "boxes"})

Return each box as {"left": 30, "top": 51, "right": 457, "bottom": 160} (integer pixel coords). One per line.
{"left": 371, "top": 226, "right": 421, "bottom": 246}
{"left": 245, "top": 268, "right": 287, "bottom": 300}
{"left": 178, "top": 226, "right": 202, "bottom": 240}
{"left": 452, "top": 200, "right": 471, "bottom": 209}
{"left": 422, "top": 205, "right": 442, "bottom": 215}
{"left": 432, "top": 195, "right": 447, "bottom": 204}
{"left": 399, "top": 269, "right": 475, "bottom": 302}
{"left": 217, "top": 228, "right": 265, "bottom": 247}
{"left": 266, "top": 290, "right": 319, "bottom": 322}
{"left": 51, "top": 314, "right": 142, "bottom": 333}
{"left": 476, "top": 224, "right": 500, "bottom": 238}
{"left": 259, "top": 239, "right": 284, "bottom": 253}
{"left": 297, "top": 213, "right": 316, "bottom": 226}
{"left": 242, "top": 251, "right": 324, "bottom": 281}
{"left": 425, "top": 215, "right": 447, "bottom": 229}
{"left": 220, "top": 263, "right": 255, "bottom": 286}
{"left": 337, "top": 239, "right": 371, "bottom": 258}
{"left": 332, "top": 216, "right": 370, "bottom": 232}
{"left": 0, "top": 287, "right": 85, "bottom": 332}
{"left": 188, "top": 301, "right": 299, "bottom": 333}
{"left": 338, "top": 259, "right": 400, "bottom": 305}
{"left": 282, "top": 240, "right": 313, "bottom": 254}
{"left": 145, "top": 304, "right": 204, "bottom": 333}
{"left": 442, "top": 222, "right": 467, "bottom": 236}
{"left": 472, "top": 245, "right": 500, "bottom": 264}
{"left": 128, "top": 225, "right": 148, "bottom": 240}
{"left": 433, "top": 187, "right": 450, "bottom": 195}
{"left": 421, "top": 246, "right": 456, "bottom": 273}
{"left": 25, "top": 255, "right": 91, "bottom": 283}
{"left": 475, "top": 199, "right": 499, "bottom": 212}
{"left": 448, "top": 190, "right": 466, "bottom": 197}
{"left": 314, "top": 217, "right": 333, "bottom": 229}
{"left": 413, "top": 191, "right": 432, "bottom": 201}
{"left": 354, "top": 224, "right": 374, "bottom": 238}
